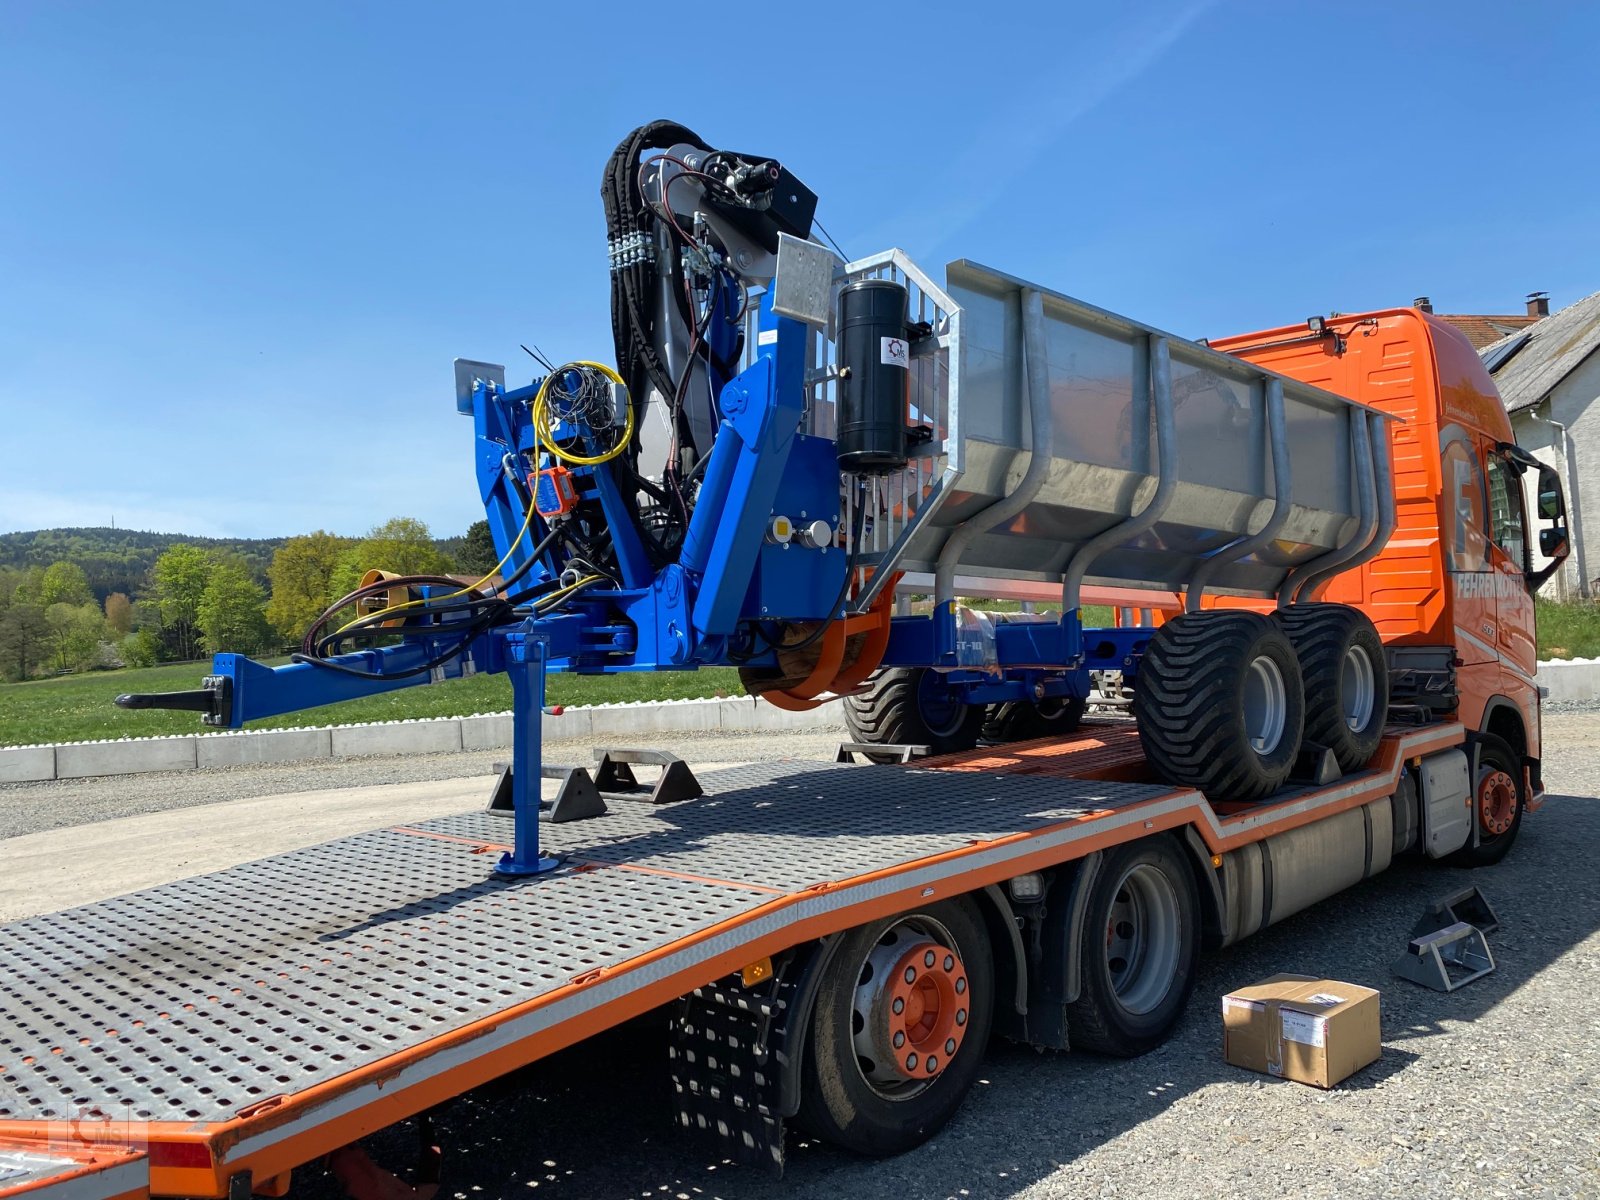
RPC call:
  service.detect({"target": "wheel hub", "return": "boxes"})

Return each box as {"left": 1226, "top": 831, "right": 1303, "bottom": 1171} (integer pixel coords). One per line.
{"left": 1242, "top": 654, "right": 1287, "bottom": 755}
{"left": 915, "top": 671, "right": 968, "bottom": 739}
{"left": 1103, "top": 863, "right": 1182, "bottom": 1015}
{"left": 1478, "top": 768, "right": 1518, "bottom": 836}
{"left": 853, "top": 927, "right": 969, "bottom": 1089}
{"left": 1341, "top": 644, "right": 1376, "bottom": 732}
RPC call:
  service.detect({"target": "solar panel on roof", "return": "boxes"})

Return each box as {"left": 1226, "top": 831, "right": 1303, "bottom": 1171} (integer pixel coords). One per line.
{"left": 1481, "top": 330, "right": 1532, "bottom": 374}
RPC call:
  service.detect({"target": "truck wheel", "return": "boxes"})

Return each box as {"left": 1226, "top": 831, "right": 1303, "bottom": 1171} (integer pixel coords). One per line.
{"left": 981, "top": 695, "right": 1087, "bottom": 743}
{"left": 1067, "top": 836, "right": 1200, "bottom": 1056}
{"left": 1275, "top": 604, "right": 1388, "bottom": 773}
{"left": 1134, "top": 612, "right": 1305, "bottom": 803}
{"left": 843, "top": 668, "right": 984, "bottom": 755}
{"left": 1452, "top": 733, "right": 1525, "bottom": 866}
{"left": 795, "top": 897, "right": 994, "bottom": 1155}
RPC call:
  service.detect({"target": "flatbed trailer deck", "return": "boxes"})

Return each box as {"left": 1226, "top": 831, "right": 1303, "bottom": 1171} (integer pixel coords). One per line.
{"left": 0, "top": 722, "right": 1464, "bottom": 1198}
{"left": 0, "top": 1140, "right": 147, "bottom": 1200}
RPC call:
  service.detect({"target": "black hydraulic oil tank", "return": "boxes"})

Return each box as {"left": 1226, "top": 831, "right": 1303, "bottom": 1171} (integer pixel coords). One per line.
{"left": 836, "top": 278, "right": 910, "bottom": 474}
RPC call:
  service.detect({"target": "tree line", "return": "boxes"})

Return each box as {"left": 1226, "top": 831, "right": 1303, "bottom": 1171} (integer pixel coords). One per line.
{"left": 0, "top": 517, "right": 499, "bottom": 682}
{"left": 0, "top": 528, "right": 284, "bottom": 601}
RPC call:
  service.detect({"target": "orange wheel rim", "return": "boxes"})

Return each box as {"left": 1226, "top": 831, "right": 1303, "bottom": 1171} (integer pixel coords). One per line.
{"left": 882, "top": 941, "right": 968, "bottom": 1080}
{"left": 1478, "top": 768, "right": 1518, "bottom": 837}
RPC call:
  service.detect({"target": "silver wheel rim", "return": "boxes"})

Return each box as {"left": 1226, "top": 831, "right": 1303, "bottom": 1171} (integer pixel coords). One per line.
{"left": 1243, "top": 654, "right": 1287, "bottom": 755}
{"left": 1105, "top": 863, "right": 1182, "bottom": 1015}
{"left": 1341, "top": 645, "right": 1375, "bottom": 732}
{"left": 849, "top": 915, "right": 969, "bottom": 1101}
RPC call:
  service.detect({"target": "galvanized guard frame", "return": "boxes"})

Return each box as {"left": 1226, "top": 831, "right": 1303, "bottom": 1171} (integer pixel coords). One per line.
{"left": 745, "top": 249, "right": 964, "bottom": 613}
{"left": 748, "top": 247, "right": 1401, "bottom": 613}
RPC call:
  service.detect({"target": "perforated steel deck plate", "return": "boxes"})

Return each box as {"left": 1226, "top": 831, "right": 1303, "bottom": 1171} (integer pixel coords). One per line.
{"left": 451, "top": 759, "right": 1168, "bottom": 889}
{"left": 0, "top": 760, "right": 1171, "bottom": 1129}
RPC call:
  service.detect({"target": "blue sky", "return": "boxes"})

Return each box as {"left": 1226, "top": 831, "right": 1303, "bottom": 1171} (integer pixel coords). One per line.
{"left": 2, "top": 2, "right": 1595, "bottom": 539}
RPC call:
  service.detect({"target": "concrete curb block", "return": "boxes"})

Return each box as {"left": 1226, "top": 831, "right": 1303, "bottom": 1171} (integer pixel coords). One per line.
{"left": 331, "top": 719, "right": 463, "bottom": 758}
{"left": 0, "top": 696, "right": 846, "bottom": 784}
{"left": 56, "top": 737, "right": 198, "bottom": 780}
{"left": 1535, "top": 656, "right": 1600, "bottom": 703}
{"left": 197, "top": 728, "right": 333, "bottom": 769}
{"left": 0, "top": 745, "right": 56, "bottom": 785}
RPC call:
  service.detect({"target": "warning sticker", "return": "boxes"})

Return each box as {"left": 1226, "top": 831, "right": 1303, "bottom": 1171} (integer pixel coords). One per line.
{"left": 1280, "top": 1009, "right": 1326, "bottom": 1047}
{"left": 880, "top": 336, "right": 909, "bottom": 368}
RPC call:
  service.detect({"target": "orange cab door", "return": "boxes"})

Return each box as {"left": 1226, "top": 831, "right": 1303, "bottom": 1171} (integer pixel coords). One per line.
{"left": 1440, "top": 426, "right": 1496, "bottom": 665}
{"left": 1484, "top": 451, "right": 1538, "bottom": 677}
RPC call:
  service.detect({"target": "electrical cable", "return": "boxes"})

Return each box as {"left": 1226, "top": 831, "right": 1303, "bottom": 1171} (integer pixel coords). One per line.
{"left": 292, "top": 623, "right": 494, "bottom": 681}
{"left": 814, "top": 217, "right": 849, "bottom": 261}
{"left": 532, "top": 573, "right": 606, "bottom": 613}
{"left": 532, "top": 361, "right": 634, "bottom": 466}
{"left": 325, "top": 498, "right": 542, "bottom": 641}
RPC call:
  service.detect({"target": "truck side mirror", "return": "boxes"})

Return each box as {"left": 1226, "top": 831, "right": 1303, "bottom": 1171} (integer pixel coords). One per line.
{"left": 1527, "top": 462, "right": 1571, "bottom": 590}
{"left": 1537, "top": 464, "right": 1564, "bottom": 520}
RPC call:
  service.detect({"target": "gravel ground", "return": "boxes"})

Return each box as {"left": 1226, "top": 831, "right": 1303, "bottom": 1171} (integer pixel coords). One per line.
{"left": 5, "top": 717, "right": 1598, "bottom": 1197}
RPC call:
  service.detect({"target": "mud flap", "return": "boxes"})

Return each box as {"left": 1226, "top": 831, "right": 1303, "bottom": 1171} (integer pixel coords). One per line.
{"left": 670, "top": 975, "right": 788, "bottom": 1174}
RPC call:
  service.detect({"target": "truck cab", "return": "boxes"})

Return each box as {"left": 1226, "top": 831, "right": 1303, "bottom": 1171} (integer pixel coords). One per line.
{"left": 1211, "top": 308, "right": 1571, "bottom": 814}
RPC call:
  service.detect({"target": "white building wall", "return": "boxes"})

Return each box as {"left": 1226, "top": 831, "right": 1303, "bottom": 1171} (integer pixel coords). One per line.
{"left": 1511, "top": 348, "right": 1600, "bottom": 599}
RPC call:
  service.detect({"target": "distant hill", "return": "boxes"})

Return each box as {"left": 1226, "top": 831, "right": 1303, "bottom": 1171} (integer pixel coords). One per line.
{"left": 0, "top": 528, "right": 286, "bottom": 600}
{"left": 0, "top": 526, "right": 469, "bottom": 602}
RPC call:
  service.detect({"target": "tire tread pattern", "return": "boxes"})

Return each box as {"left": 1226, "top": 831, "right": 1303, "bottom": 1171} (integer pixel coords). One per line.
{"left": 843, "top": 668, "right": 982, "bottom": 754}
{"left": 1274, "top": 603, "right": 1388, "bottom": 774}
{"left": 1133, "top": 612, "right": 1304, "bottom": 803}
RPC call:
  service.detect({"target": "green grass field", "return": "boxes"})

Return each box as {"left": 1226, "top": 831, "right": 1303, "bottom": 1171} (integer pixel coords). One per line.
{"left": 0, "top": 659, "right": 744, "bottom": 747}
{"left": 1535, "top": 598, "right": 1600, "bottom": 660}
{"left": 7, "top": 601, "right": 1596, "bottom": 747}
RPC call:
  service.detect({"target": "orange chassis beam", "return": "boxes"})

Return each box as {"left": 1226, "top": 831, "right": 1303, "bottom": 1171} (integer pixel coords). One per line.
{"left": 0, "top": 723, "right": 1462, "bottom": 1198}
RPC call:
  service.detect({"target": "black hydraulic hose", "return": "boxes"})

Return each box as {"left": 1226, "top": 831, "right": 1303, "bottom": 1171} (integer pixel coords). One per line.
{"left": 292, "top": 623, "right": 494, "bottom": 680}
{"left": 302, "top": 525, "right": 562, "bottom": 661}
{"left": 313, "top": 596, "right": 515, "bottom": 658}
{"left": 301, "top": 574, "right": 471, "bottom": 657}
{"left": 603, "top": 122, "right": 710, "bottom": 412}
{"left": 486, "top": 524, "right": 562, "bottom": 597}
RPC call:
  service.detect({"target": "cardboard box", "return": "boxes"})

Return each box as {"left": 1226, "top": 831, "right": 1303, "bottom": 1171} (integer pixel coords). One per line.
{"left": 1221, "top": 974, "right": 1381, "bottom": 1088}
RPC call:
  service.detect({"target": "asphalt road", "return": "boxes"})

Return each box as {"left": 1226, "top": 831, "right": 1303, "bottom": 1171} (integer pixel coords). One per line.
{"left": 3, "top": 718, "right": 1598, "bottom": 1198}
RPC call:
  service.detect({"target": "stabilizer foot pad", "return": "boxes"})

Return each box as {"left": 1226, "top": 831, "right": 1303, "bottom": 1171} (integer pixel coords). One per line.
{"left": 1410, "top": 885, "right": 1499, "bottom": 939}
{"left": 593, "top": 749, "right": 703, "bottom": 804}
{"left": 835, "top": 742, "right": 931, "bottom": 764}
{"left": 486, "top": 763, "right": 608, "bottom": 823}
{"left": 1391, "top": 920, "right": 1495, "bottom": 992}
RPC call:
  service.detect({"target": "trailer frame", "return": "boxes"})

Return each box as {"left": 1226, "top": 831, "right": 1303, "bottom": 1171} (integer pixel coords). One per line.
{"left": 0, "top": 721, "right": 1463, "bottom": 1198}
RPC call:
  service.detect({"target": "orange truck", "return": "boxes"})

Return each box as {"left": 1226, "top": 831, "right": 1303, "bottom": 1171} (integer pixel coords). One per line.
{"left": 0, "top": 284, "right": 1569, "bottom": 1197}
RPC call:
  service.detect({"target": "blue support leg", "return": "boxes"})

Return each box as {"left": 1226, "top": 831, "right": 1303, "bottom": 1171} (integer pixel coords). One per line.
{"left": 497, "top": 630, "right": 562, "bottom": 877}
